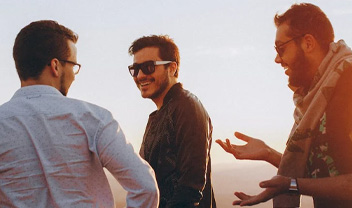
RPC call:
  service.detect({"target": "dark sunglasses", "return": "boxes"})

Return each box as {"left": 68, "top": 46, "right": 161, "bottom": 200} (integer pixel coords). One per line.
{"left": 128, "top": 60, "right": 172, "bottom": 77}
{"left": 274, "top": 34, "right": 305, "bottom": 57}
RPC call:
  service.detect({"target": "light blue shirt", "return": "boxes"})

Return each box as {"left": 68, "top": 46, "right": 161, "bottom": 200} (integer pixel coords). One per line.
{"left": 0, "top": 85, "right": 159, "bottom": 208}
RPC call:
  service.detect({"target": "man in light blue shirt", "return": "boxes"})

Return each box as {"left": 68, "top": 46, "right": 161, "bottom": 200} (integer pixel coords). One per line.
{"left": 0, "top": 20, "right": 159, "bottom": 208}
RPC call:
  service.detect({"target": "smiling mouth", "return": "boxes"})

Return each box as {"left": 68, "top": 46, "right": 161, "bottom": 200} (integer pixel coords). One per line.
{"left": 139, "top": 80, "right": 153, "bottom": 88}
{"left": 281, "top": 65, "right": 290, "bottom": 75}
{"left": 141, "top": 82, "right": 150, "bottom": 86}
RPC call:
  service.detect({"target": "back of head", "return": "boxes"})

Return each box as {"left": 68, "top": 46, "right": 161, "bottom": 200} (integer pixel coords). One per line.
{"left": 13, "top": 20, "right": 78, "bottom": 81}
{"left": 274, "top": 3, "right": 334, "bottom": 52}
{"left": 128, "top": 35, "right": 180, "bottom": 77}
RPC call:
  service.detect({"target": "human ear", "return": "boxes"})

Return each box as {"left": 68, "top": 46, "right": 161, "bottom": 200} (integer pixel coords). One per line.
{"left": 302, "top": 34, "right": 316, "bottom": 53}
{"left": 168, "top": 62, "right": 178, "bottom": 77}
{"left": 49, "top": 58, "right": 60, "bottom": 77}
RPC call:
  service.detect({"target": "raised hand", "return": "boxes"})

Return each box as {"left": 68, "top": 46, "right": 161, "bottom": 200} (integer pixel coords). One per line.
{"left": 216, "top": 132, "right": 282, "bottom": 167}
{"left": 216, "top": 132, "right": 269, "bottom": 160}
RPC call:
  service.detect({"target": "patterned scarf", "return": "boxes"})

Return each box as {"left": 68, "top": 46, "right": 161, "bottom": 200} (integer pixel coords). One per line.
{"left": 274, "top": 40, "right": 352, "bottom": 207}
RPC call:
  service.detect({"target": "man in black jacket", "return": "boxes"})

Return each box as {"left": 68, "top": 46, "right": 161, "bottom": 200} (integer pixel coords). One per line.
{"left": 128, "top": 35, "right": 216, "bottom": 208}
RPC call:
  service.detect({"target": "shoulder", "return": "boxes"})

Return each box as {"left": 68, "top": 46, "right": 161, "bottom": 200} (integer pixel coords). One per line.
{"left": 332, "top": 59, "right": 352, "bottom": 101}
{"left": 173, "top": 88, "right": 205, "bottom": 110}
{"left": 327, "top": 58, "right": 352, "bottom": 121}
{"left": 61, "top": 98, "right": 113, "bottom": 123}
{"left": 168, "top": 88, "right": 210, "bottom": 124}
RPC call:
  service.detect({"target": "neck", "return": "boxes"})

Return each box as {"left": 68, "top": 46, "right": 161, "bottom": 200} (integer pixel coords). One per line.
{"left": 310, "top": 50, "right": 327, "bottom": 74}
{"left": 302, "top": 49, "right": 328, "bottom": 92}
{"left": 153, "top": 82, "right": 177, "bottom": 110}
{"left": 21, "top": 78, "right": 52, "bottom": 88}
{"left": 20, "top": 70, "right": 60, "bottom": 90}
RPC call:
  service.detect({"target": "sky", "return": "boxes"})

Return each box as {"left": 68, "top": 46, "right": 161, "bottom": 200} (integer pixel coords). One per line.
{"left": 0, "top": 0, "right": 351, "bottom": 166}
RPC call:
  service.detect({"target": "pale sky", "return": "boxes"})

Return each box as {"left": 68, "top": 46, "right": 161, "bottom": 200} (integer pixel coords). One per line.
{"left": 1, "top": 0, "right": 351, "bottom": 165}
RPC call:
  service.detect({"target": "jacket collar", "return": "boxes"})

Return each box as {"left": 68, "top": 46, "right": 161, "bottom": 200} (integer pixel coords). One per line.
{"left": 162, "top": 82, "right": 183, "bottom": 107}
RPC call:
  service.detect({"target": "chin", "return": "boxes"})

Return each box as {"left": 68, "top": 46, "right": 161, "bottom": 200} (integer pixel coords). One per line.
{"left": 288, "top": 76, "right": 301, "bottom": 88}
{"left": 140, "top": 91, "right": 151, "bottom": 99}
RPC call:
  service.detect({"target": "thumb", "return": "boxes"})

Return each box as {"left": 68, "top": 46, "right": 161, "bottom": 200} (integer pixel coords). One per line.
{"left": 234, "top": 131, "right": 250, "bottom": 142}
{"left": 259, "top": 179, "right": 273, "bottom": 188}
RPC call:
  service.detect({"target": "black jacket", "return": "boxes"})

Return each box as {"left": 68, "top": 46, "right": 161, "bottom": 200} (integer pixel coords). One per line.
{"left": 140, "top": 83, "right": 216, "bottom": 208}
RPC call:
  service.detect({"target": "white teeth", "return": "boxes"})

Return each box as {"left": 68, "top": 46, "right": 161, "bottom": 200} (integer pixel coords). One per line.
{"left": 140, "top": 82, "right": 151, "bottom": 87}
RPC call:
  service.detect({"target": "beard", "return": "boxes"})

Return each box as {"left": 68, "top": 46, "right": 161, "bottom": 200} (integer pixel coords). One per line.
{"left": 287, "top": 47, "right": 313, "bottom": 89}
{"left": 59, "top": 70, "right": 68, "bottom": 96}
{"left": 148, "top": 75, "right": 169, "bottom": 100}
{"left": 135, "top": 68, "right": 171, "bottom": 100}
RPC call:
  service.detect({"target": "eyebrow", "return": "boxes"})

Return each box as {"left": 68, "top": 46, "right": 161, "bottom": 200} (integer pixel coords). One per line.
{"left": 133, "top": 60, "right": 155, "bottom": 64}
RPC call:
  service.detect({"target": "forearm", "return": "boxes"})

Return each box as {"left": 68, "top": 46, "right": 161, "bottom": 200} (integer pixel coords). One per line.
{"left": 265, "top": 147, "right": 282, "bottom": 168}
{"left": 298, "top": 174, "right": 352, "bottom": 200}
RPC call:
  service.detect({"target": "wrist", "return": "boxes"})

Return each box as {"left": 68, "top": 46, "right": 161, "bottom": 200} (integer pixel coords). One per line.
{"left": 288, "top": 178, "right": 299, "bottom": 194}
{"left": 266, "top": 147, "right": 281, "bottom": 168}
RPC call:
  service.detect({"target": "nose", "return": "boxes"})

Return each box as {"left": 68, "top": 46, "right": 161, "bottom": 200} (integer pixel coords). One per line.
{"left": 274, "top": 53, "right": 282, "bottom": 64}
{"left": 135, "top": 68, "right": 147, "bottom": 79}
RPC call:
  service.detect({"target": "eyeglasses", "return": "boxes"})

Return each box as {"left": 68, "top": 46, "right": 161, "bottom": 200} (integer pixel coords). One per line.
{"left": 274, "top": 34, "right": 305, "bottom": 57}
{"left": 59, "top": 60, "right": 81, "bottom": 75}
{"left": 128, "top": 60, "right": 172, "bottom": 77}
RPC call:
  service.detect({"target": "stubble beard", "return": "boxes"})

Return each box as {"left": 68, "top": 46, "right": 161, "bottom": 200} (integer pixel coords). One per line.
{"left": 59, "top": 70, "right": 67, "bottom": 96}
{"left": 136, "top": 68, "right": 171, "bottom": 100}
{"left": 146, "top": 72, "right": 170, "bottom": 100}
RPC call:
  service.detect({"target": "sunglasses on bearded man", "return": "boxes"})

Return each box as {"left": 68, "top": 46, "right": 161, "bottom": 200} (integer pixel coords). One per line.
{"left": 128, "top": 60, "right": 173, "bottom": 77}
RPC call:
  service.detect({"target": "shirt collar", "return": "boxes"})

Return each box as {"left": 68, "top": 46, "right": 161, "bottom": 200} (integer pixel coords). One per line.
{"left": 12, "top": 85, "right": 63, "bottom": 100}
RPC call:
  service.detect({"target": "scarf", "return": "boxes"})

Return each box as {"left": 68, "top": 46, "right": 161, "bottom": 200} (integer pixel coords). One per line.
{"left": 273, "top": 40, "right": 352, "bottom": 207}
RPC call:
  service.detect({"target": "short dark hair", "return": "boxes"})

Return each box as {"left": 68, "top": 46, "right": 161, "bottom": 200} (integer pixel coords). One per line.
{"left": 274, "top": 3, "right": 334, "bottom": 52}
{"left": 128, "top": 35, "right": 180, "bottom": 77}
{"left": 13, "top": 20, "right": 78, "bottom": 81}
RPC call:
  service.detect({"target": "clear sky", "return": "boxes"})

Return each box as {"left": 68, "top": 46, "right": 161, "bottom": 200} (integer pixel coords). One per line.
{"left": 1, "top": 0, "right": 351, "bottom": 165}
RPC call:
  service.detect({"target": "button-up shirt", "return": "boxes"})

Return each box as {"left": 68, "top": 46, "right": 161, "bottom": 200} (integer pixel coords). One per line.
{"left": 0, "top": 85, "right": 159, "bottom": 208}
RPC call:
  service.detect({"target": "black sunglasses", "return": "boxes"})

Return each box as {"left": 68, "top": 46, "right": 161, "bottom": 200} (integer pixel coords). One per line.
{"left": 274, "top": 34, "right": 305, "bottom": 57}
{"left": 128, "top": 60, "right": 172, "bottom": 77}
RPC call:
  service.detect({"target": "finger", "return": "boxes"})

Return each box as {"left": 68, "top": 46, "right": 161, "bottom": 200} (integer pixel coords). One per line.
{"left": 215, "top": 139, "right": 223, "bottom": 145}
{"left": 226, "top": 138, "right": 232, "bottom": 148}
{"left": 215, "top": 140, "right": 227, "bottom": 149}
{"left": 216, "top": 139, "right": 232, "bottom": 153}
{"left": 232, "top": 200, "right": 242, "bottom": 206}
{"left": 234, "top": 131, "right": 251, "bottom": 143}
{"left": 234, "top": 192, "right": 251, "bottom": 200}
{"left": 233, "top": 192, "right": 256, "bottom": 206}
{"left": 239, "top": 195, "right": 263, "bottom": 206}
{"left": 259, "top": 180, "right": 272, "bottom": 188}
{"left": 215, "top": 139, "right": 227, "bottom": 147}
{"left": 259, "top": 178, "right": 279, "bottom": 188}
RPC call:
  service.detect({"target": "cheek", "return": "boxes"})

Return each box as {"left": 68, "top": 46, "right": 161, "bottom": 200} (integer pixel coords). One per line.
{"left": 69, "top": 73, "right": 75, "bottom": 83}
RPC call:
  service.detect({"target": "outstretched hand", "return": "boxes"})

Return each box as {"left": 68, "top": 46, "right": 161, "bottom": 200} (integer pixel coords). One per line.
{"left": 215, "top": 132, "right": 270, "bottom": 161}
{"left": 232, "top": 175, "right": 291, "bottom": 206}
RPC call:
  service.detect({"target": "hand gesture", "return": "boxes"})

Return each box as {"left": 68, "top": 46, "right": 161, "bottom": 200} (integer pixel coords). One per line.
{"left": 232, "top": 175, "right": 291, "bottom": 206}
{"left": 216, "top": 132, "right": 270, "bottom": 161}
